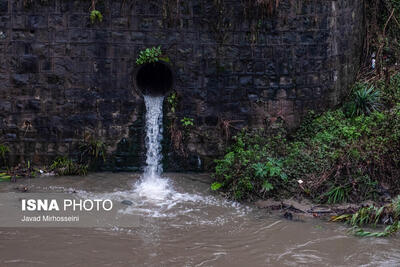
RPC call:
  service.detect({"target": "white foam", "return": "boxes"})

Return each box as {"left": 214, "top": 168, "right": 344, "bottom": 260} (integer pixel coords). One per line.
{"left": 134, "top": 175, "right": 173, "bottom": 201}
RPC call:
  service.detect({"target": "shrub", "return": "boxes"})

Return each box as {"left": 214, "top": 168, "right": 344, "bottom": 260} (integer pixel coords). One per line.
{"left": 324, "top": 185, "right": 351, "bottom": 204}
{"left": 348, "top": 84, "right": 381, "bottom": 117}
{"left": 212, "top": 131, "right": 289, "bottom": 201}
{"left": 136, "top": 46, "right": 162, "bottom": 65}
{"left": 79, "top": 135, "right": 106, "bottom": 170}
{"left": 50, "top": 157, "right": 88, "bottom": 176}
{"left": 212, "top": 73, "right": 400, "bottom": 203}
{"left": 378, "top": 73, "right": 400, "bottom": 106}
{"left": 332, "top": 196, "right": 400, "bottom": 237}
{"left": 79, "top": 137, "right": 106, "bottom": 161}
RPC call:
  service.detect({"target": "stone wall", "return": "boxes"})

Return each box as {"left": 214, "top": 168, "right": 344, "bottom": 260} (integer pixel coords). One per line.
{"left": 0, "top": 0, "right": 364, "bottom": 170}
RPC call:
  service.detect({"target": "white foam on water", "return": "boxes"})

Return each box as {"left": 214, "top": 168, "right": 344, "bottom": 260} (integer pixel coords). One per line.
{"left": 134, "top": 175, "right": 173, "bottom": 201}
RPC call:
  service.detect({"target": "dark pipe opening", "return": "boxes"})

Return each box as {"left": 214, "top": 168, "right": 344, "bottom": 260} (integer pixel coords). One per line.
{"left": 135, "top": 62, "right": 173, "bottom": 96}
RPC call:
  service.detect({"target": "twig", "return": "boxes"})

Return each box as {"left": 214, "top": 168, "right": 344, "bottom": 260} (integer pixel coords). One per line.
{"left": 383, "top": 8, "right": 396, "bottom": 34}
{"left": 376, "top": 8, "right": 396, "bottom": 75}
{"left": 384, "top": 3, "right": 400, "bottom": 29}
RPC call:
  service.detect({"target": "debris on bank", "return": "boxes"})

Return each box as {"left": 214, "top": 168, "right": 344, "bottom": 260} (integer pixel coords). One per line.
{"left": 0, "top": 165, "right": 55, "bottom": 183}
{"left": 255, "top": 198, "right": 361, "bottom": 217}
{"left": 256, "top": 197, "right": 400, "bottom": 237}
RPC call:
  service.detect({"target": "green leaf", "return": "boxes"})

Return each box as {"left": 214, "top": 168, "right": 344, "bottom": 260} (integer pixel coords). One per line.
{"left": 252, "top": 162, "right": 268, "bottom": 178}
{"left": 262, "top": 181, "right": 273, "bottom": 192}
{"left": 136, "top": 46, "right": 164, "bottom": 65}
{"left": 211, "top": 182, "right": 223, "bottom": 191}
{"left": 280, "top": 173, "right": 288, "bottom": 181}
{"left": 330, "top": 214, "right": 352, "bottom": 222}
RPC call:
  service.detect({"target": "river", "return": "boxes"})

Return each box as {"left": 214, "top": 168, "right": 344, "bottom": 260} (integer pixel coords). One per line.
{"left": 0, "top": 172, "right": 400, "bottom": 266}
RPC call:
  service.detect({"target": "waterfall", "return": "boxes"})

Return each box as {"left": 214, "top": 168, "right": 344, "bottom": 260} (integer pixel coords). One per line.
{"left": 134, "top": 95, "right": 171, "bottom": 200}
{"left": 81, "top": 95, "right": 217, "bottom": 214}
{"left": 143, "top": 95, "right": 164, "bottom": 178}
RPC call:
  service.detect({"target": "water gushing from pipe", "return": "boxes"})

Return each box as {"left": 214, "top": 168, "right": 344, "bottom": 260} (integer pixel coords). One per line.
{"left": 143, "top": 95, "right": 164, "bottom": 178}
{"left": 134, "top": 95, "right": 172, "bottom": 200}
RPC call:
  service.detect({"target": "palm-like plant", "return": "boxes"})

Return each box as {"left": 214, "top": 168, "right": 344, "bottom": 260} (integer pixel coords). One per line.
{"left": 350, "top": 85, "right": 381, "bottom": 117}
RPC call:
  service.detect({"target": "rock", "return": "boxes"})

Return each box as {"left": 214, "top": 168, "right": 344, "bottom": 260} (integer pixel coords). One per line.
{"left": 360, "top": 200, "right": 378, "bottom": 207}
{"left": 27, "top": 100, "right": 41, "bottom": 112}
{"left": 28, "top": 15, "right": 47, "bottom": 29}
{"left": 5, "top": 133, "right": 16, "bottom": 140}
{"left": 310, "top": 206, "right": 332, "bottom": 213}
{"left": 12, "top": 74, "right": 29, "bottom": 87}
{"left": 282, "top": 199, "right": 312, "bottom": 213}
{"left": 0, "top": 0, "right": 8, "bottom": 12}
{"left": 256, "top": 199, "right": 315, "bottom": 214}
{"left": 15, "top": 186, "right": 29, "bottom": 192}
{"left": 0, "top": 101, "right": 11, "bottom": 112}
{"left": 255, "top": 199, "right": 282, "bottom": 209}
{"left": 121, "top": 200, "right": 133, "bottom": 206}
{"left": 248, "top": 94, "right": 259, "bottom": 102}
{"left": 283, "top": 211, "right": 293, "bottom": 220}
{"left": 332, "top": 203, "right": 359, "bottom": 213}
{"left": 18, "top": 55, "right": 38, "bottom": 74}
{"left": 239, "top": 76, "right": 252, "bottom": 86}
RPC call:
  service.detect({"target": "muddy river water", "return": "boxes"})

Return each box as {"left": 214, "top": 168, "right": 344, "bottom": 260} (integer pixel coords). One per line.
{"left": 0, "top": 172, "right": 400, "bottom": 267}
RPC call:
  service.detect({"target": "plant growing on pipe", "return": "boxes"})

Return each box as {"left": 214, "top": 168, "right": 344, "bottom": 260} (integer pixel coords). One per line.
{"left": 136, "top": 46, "right": 162, "bottom": 65}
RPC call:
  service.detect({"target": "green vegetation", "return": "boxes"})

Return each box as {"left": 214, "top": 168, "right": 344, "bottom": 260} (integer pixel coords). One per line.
{"left": 0, "top": 144, "right": 9, "bottom": 166}
{"left": 212, "top": 129, "right": 289, "bottom": 201}
{"left": 0, "top": 172, "right": 11, "bottom": 182}
{"left": 90, "top": 10, "right": 103, "bottom": 24}
{"left": 167, "top": 91, "right": 178, "bottom": 113}
{"left": 181, "top": 117, "right": 194, "bottom": 128}
{"left": 79, "top": 137, "right": 106, "bottom": 162}
{"left": 50, "top": 157, "right": 88, "bottom": 176}
{"left": 346, "top": 84, "right": 381, "bottom": 117}
{"left": 79, "top": 135, "right": 106, "bottom": 170}
{"left": 136, "top": 46, "right": 162, "bottom": 65}
{"left": 165, "top": 92, "right": 194, "bottom": 157}
{"left": 212, "top": 73, "right": 400, "bottom": 203}
{"left": 324, "top": 185, "right": 351, "bottom": 204}
{"left": 0, "top": 136, "right": 105, "bottom": 178}
{"left": 48, "top": 135, "right": 105, "bottom": 176}
{"left": 332, "top": 196, "right": 400, "bottom": 237}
